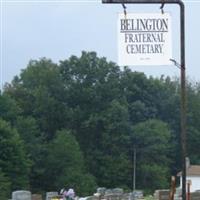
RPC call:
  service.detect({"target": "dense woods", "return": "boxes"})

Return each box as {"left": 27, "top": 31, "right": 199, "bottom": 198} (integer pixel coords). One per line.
{"left": 1, "top": 51, "right": 200, "bottom": 199}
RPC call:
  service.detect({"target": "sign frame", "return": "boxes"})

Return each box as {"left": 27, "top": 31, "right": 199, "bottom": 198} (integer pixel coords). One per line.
{"left": 118, "top": 12, "right": 172, "bottom": 66}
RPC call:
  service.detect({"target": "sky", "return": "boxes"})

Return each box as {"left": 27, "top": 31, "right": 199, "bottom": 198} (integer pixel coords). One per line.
{"left": 1, "top": 0, "right": 200, "bottom": 91}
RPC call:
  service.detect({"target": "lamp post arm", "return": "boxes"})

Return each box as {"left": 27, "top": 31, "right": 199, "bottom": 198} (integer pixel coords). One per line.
{"left": 102, "top": 0, "right": 184, "bottom": 6}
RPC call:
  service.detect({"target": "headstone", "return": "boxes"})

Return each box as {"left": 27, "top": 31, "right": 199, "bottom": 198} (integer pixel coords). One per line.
{"left": 97, "top": 187, "right": 106, "bottom": 195}
{"left": 122, "top": 193, "right": 131, "bottom": 200}
{"left": 46, "top": 192, "right": 58, "bottom": 200}
{"left": 32, "top": 194, "right": 43, "bottom": 200}
{"left": 105, "top": 189, "right": 113, "bottom": 195}
{"left": 104, "top": 189, "right": 121, "bottom": 200}
{"left": 191, "top": 192, "right": 200, "bottom": 200}
{"left": 154, "top": 190, "right": 169, "bottom": 200}
{"left": 132, "top": 190, "right": 143, "bottom": 200}
{"left": 112, "top": 188, "right": 123, "bottom": 195}
{"left": 12, "top": 190, "right": 31, "bottom": 200}
{"left": 80, "top": 196, "right": 98, "bottom": 200}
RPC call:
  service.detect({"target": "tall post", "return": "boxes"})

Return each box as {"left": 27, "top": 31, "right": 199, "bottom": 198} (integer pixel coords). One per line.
{"left": 180, "top": 2, "right": 186, "bottom": 200}
{"left": 102, "top": 1, "right": 186, "bottom": 200}
{"left": 133, "top": 147, "right": 136, "bottom": 191}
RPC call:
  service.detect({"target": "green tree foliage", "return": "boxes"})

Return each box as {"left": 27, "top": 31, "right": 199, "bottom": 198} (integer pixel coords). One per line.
{"left": 43, "top": 130, "right": 97, "bottom": 195}
{"left": 2, "top": 51, "right": 200, "bottom": 194}
{"left": 96, "top": 100, "right": 131, "bottom": 187}
{"left": 121, "top": 71, "right": 181, "bottom": 174}
{"left": 132, "top": 119, "right": 172, "bottom": 193}
{"left": 60, "top": 52, "right": 133, "bottom": 188}
{"left": 0, "top": 168, "right": 11, "bottom": 200}
{"left": 5, "top": 58, "right": 69, "bottom": 140}
{"left": 15, "top": 116, "right": 45, "bottom": 192}
{"left": 0, "top": 93, "right": 21, "bottom": 124}
{"left": 187, "top": 82, "right": 200, "bottom": 164}
{"left": 0, "top": 119, "right": 31, "bottom": 191}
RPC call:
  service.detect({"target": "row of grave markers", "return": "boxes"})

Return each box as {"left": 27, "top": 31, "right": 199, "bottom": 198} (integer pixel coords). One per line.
{"left": 10, "top": 190, "right": 59, "bottom": 200}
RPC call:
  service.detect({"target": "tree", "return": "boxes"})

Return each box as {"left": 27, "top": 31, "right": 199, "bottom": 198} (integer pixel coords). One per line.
{"left": 120, "top": 69, "right": 158, "bottom": 123}
{"left": 42, "top": 129, "right": 97, "bottom": 196}
{"left": 121, "top": 71, "right": 181, "bottom": 174}
{"left": 5, "top": 58, "right": 69, "bottom": 140}
{"left": 94, "top": 100, "right": 131, "bottom": 188}
{"left": 132, "top": 119, "right": 172, "bottom": 193}
{"left": 0, "top": 93, "right": 21, "bottom": 124}
{"left": 187, "top": 82, "right": 200, "bottom": 164}
{"left": 15, "top": 116, "right": 45, "bottom": 192}
{"left": 0, "top": 119, "right": 31, "bottom": 191}
{"left": 60, "top": 52, "right": 132, "bottom": 188}
{"left": 0, "top": 168, "right": 11, "bottom": 200}
{"left": 4, "top": 51, "right": 200, "bottom": 194}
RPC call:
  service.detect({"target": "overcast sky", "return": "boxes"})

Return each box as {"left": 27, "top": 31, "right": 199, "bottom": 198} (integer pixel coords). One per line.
{"left": 1, "top": 0, "right": 200, "bottom": 90}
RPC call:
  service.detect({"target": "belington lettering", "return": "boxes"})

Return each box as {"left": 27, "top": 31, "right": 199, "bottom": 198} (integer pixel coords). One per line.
{"left": 120, "top": 17, "right": 169, "bottom": 55}
{"left": 120, "top": 18, "right": 168, "bottom": 32}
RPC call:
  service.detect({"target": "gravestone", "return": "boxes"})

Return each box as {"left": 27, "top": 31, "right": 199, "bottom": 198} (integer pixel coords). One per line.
{"left": 104, "top": 189, "right": 122, "bottom": 200}
{"left": 97, "top": 187, "right": 106, "bottom": 195}
{"left": 191, "top": 192, "right": 200, "bottom": 200}
{"left": 154, "top": 190, "right": 170, "bottom": 200}
{"left": 132, "top": 190, "right": 143, "bottom": 200}
{"left": 105, "top": 189, "right": 113, "bottom": 195}
{"left": 32, "top": 194, "right": 43, "bottom": 200}
{"left": 46, "top": 192, "right": 58, "bottom": 200}
{"left": 121, "top": 193, "right": 131, "bottom": 200}
{"left": 12, "top": 190, "right": 31, "bottom": 200}
{"left": 79, "top": 196, "right": 91, "bottom": 200}
{"left": 112, "top": 188, "right": 123, "bottom": 195}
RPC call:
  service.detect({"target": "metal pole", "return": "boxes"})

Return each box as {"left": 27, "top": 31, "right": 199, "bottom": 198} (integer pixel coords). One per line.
{"left": 133, "top": 147, "right": 136, "bottom": 191}
{"left": 102, "top": 1, "right": 186, "bottom": 200}
{"left": 180, "top": 3, "right": 187, "bottom": 200}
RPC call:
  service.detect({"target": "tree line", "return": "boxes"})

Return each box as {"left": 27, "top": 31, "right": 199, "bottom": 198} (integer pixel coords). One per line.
{"left": 1, "top": 51, "right": 200, "bottom": 199}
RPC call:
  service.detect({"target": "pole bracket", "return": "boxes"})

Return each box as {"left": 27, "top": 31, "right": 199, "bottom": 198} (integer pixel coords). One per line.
{"left": 160, "top": 0, "right": 165, "bottom": 14}
{"left": 122, "top": 3, "right": 127, "bottom": 17}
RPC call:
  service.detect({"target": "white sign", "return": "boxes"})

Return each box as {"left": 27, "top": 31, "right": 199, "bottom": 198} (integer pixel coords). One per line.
{"left": 118, "top": 13, "right": 172, "bottom": 66}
